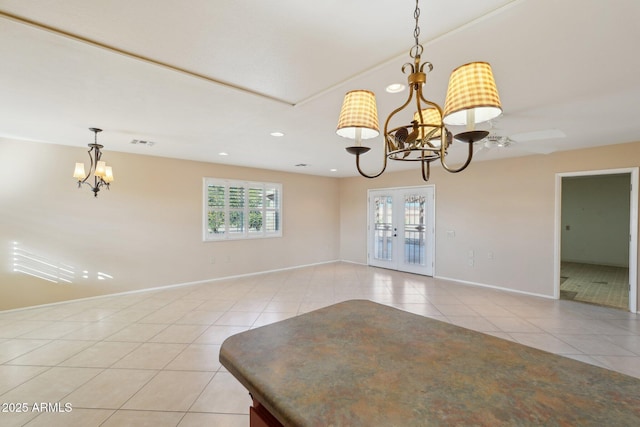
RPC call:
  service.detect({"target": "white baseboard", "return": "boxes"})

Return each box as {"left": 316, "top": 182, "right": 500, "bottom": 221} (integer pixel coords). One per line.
{"left": 434, "top": 275, "right": 555, "bottom": 300}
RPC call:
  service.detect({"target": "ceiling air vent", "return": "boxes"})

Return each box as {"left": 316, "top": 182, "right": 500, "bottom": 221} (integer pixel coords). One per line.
{"left": 130, "top": 139, "right": 155, "bottom": 147}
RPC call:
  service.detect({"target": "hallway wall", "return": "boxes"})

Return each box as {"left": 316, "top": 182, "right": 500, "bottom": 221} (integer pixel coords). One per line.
{"left": 561, "top": 174, "right": 630, "bottom": 267}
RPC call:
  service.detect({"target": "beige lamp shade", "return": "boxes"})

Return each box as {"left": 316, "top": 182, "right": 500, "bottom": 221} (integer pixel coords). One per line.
{"left": 104, "top": 166, "right": 114, "bottom": 183}
{"left": 336, "top": 90, "right": 380, "bottom": 140}
{"left": 95, "top": 161, "right": 107, "bottom": 178}
{"left": 413, "top": 108, "right": 442, "bottom": 140}
{"left": 73, "top": 162, "right": 86, "bottom": 180}
{"left": 442, "top": 62, "right": 502, "bottom": 126}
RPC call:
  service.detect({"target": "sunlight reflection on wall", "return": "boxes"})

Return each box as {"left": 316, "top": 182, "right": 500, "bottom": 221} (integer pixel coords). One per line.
{"left": 12, "top": 242, "right": 113, "bottom": 284}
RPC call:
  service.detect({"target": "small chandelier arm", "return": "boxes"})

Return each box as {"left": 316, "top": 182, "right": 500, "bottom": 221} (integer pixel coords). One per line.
{"left": 336, "top": 0, "right": 502, "bottom": 181}
{"left": 352, "top": 146, "right": 387, "bottom": 179}
{"left": 73, "top": 128, "right": 114, "bottom": 197}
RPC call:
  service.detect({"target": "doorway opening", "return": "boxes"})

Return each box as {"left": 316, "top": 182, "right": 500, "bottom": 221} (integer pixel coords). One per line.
{"left": 555, "top": 168, "right": 638, "bottom": 312}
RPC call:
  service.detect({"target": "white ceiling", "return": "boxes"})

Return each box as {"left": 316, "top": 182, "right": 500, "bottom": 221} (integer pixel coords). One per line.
{"left": 1, "top": 0, "right": 640, "bottom": 178}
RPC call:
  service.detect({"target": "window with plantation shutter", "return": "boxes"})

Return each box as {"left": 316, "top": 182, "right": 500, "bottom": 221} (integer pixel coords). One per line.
{"left": 204, "top": 178, "right": 282, "bottom": 241}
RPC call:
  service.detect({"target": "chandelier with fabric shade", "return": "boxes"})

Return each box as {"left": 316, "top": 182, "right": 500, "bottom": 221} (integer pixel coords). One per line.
{"left": 72, "top": 128, "right": 114, "bottom": 197}
{"left": 336, "top": 0, "right": 502, "bottom": 181}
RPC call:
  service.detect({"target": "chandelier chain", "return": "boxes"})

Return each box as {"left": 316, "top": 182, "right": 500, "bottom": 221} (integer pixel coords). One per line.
{"left": 410, "top": 0, "right": 423, "bottom": 59}
{"left": 413, "top": 0, "right": 420, "bottom": 47}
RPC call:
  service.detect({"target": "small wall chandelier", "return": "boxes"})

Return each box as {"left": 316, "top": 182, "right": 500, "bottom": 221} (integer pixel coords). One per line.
{"left": 72, "top": 127, "right": 114, "bottom": 197}
{"left": 336, "top": 0, "right": 502, "bottom": 181}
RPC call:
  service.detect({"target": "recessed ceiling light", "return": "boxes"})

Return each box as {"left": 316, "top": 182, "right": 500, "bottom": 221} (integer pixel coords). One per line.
{"left": 218, "top": 152, "right": 229, "bottom": 156}
{"left": 386, "top": 83, "right": 405, "bottom": 93}
{"left": 330, "top": 169, "right": 337, "bottom": 172}
{"left": 270, "top": 131, "right": 285, "bottom": 137}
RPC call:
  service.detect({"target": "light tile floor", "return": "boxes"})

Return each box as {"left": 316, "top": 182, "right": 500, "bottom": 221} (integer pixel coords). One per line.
{"left": 0, "top": 262, "right": 638, "bottom": 426}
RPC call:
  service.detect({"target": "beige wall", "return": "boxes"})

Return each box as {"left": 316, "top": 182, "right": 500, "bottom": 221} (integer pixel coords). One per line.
{"left": 3, "top": 137, "right": 640, "bottom": 312}
{"left": 339, "top": 141, "right": 640, "bottom": 310}
{"left": 0, "top": 138, "right": 340, "bottom": 310}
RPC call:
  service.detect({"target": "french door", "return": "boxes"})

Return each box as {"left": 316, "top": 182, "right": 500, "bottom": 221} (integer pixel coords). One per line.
{"left": 368, "top": 186, "right": 435, "bottom": 276}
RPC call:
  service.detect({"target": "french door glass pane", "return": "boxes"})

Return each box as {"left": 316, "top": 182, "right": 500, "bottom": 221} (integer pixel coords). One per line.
{"left": 374, "top": 196, "right": 393, "bottom": 261}
{"left": 404, "top": 194, "right": 426, "bottom": 265}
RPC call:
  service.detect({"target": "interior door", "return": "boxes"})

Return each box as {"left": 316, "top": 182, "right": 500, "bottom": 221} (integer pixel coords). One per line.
{"left": 368, "top": 186, "right": 435, "bottom": 276}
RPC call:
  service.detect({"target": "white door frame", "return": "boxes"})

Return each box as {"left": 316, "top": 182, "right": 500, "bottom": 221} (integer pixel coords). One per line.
{"left": 367, "top": 185, "right": 435, "bottom": 276}
{"left": 554, "top": 167, "right": 638, "bottom": 313}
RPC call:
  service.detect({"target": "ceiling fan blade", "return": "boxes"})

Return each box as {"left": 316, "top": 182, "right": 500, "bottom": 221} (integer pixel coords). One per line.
{"left": 511, "top": 129, "right": 566, "bottom": 142}
{"left": 518, "top": 144, "right": 558, "bottom": 155}
{"left": 473, "top": 141, "right": 491, "bottom": 157}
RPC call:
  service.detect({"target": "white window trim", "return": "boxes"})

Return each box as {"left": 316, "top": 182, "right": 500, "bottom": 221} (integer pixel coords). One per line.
{"left": 203, "top": 178, "right": 282, "bottom": 241}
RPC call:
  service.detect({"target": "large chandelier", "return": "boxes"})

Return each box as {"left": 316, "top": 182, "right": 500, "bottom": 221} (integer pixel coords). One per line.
{"left": 72, "top": 128, "right": 114, "bottom": 197}
{"left": 336, "top": 0, "right": 502, "bottom": 181}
